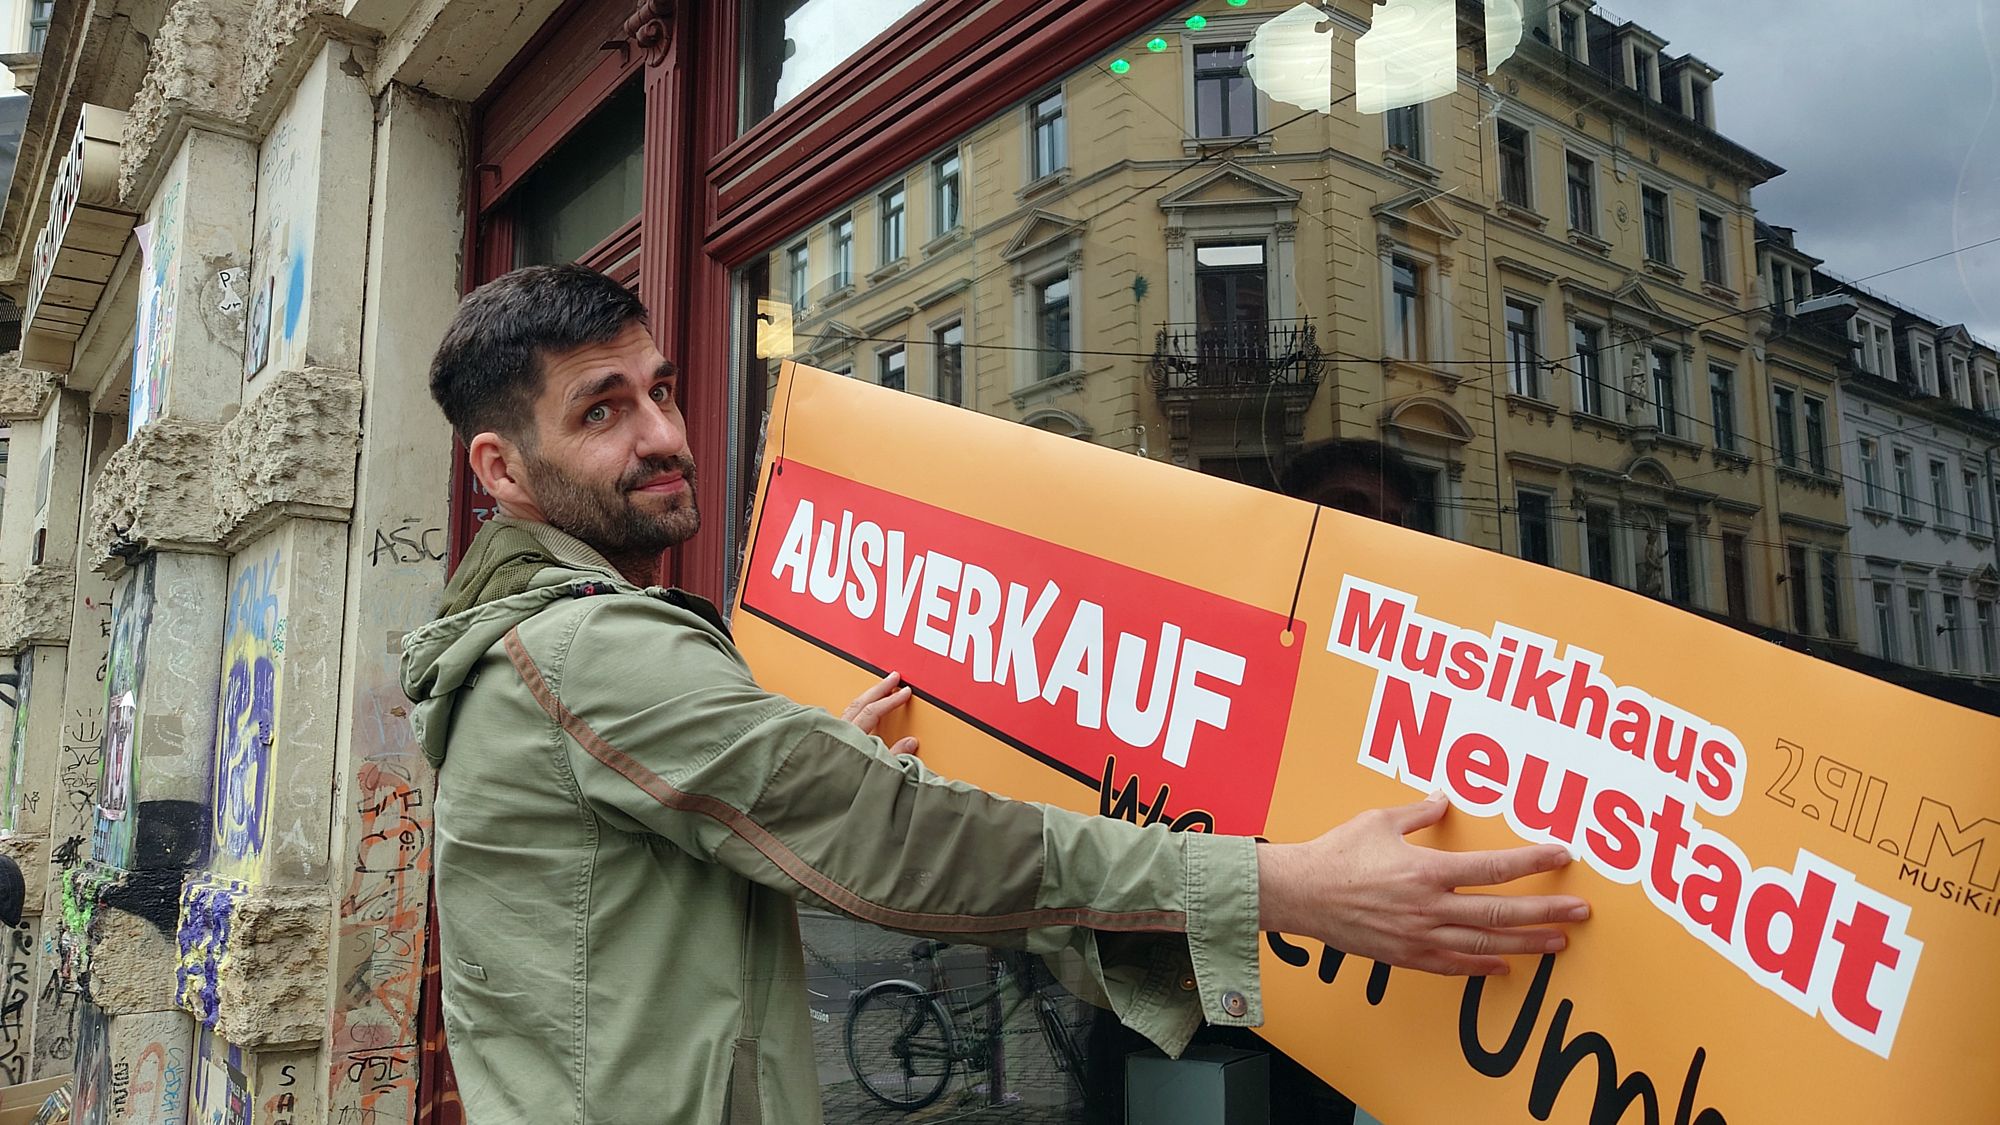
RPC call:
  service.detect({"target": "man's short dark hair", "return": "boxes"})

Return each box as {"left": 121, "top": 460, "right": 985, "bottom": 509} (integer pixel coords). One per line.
{"left": 428, "top": 264, "right": 651, "bottom": 443}
{"left": 1278, "top": 438, "right": 1424, "bottom": 503}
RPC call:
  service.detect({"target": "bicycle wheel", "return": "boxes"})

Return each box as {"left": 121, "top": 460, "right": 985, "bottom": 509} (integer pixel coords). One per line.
{"left": 1033, "top": 994, "right": 1088, "bottom": 1098}
{"left": 845, "top": 981, "right": 956, "bottom": 1111}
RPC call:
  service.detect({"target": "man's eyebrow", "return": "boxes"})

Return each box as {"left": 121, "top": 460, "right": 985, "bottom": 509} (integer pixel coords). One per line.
{"left": 565, "top": 372, "right": 629, "bottom": 407}
{"left": 653, "top": 361, "right": 677, "bottom": 383}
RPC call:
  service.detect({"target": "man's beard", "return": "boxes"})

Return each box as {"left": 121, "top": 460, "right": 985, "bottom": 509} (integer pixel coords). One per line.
{"left": 518, "top": 449, "right": 702, "bottom": 564}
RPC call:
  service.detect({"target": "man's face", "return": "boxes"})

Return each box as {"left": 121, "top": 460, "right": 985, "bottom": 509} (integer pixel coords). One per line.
{"left": 511, "top": 321, "right": 700, "bottom": 558}
{"left": 1297, "top": 464, "right": 1409, "bottom": 527}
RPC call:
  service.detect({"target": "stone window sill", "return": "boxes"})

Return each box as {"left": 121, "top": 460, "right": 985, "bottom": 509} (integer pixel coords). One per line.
{"left": 1568, "top": 229, "right": 1613, "bottom": 255}
{"left": 1382, "top": 149, "right": 1441, "bottom": 181}
{"left": 1495, "top": 200, "right": 1547, "bottom": 230}
{"left": 1016, "top": 168, "right": 1071, "bottom": 203}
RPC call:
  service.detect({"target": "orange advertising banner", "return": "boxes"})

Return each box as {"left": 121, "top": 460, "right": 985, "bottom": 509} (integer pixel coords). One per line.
{"left": 732, "top": 363, "right": 2000, "bottom": 1123}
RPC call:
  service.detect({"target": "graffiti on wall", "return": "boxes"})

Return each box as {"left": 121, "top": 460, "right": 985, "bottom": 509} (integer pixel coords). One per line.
{"left": 191, "top": 1025, "right": 251, "bottom": 1125}
{"left": 74, "top": 1007, "right": 188, "bottom": 1125}
{"left": 174, "top": 876, "right": 240, "bottom": 1028}
{"left": 0, "top": 921, "right": 35, "bottom": 1086}
{"left": 3, "top": 657, "right": 33, "bottom": 834}
{"left": 125, "top": 1026, "right": 190, "bottom": 1123}
{"left": 253, "top": 113, "right": 313, "bottom": 378}
{"left": 73, "top": 1001, "right": 108, "bottom": 1125}
{"left": 93, "top": 561, "right": 155, "bottom": 870}
{"left": 214, "top": 549, "right": 283, "bottom": 874}
{"left": 128, "top": 178, "right": 184, "bottom": 437}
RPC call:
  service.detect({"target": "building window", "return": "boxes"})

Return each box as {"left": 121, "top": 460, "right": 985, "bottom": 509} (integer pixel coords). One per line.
{"left": 1820, "top": 550, "right": 1842, "bottom": 639}
{"left": 1787, "top": 543, "right": 1811, "bottom": 632}
{"left": 1195, "top": 242, "right": 1269, "bottom": 356}
{"left": 1894, "top": 449, "right": 1916, "bottom": 517}
{"left": 1930, "top": 459, "right": 1951, "bottom": 528}
{"left": 830, "top": 215, "right": 854, "bottom": 289}
{"left": 1386, "top": 104, "right": 1423, "bottom": 160}
{"left": 1967, "top": 469, "right": 1989, "bottom": 535}
{"left": 1915, "top": 339, "right": 1938, "bottom": 393}
{"left": 786, "top": 242, "right": 809, "bottom": 311}
{"left": 1030, "top": 90, "right": 1065, "bottom": 180}
{"left": 1507, "top": 300, "right": 1542, "bottom": 398}
{"left": 1907, "top": 588, "right": 1931, "bottom": 668}
{"left": 1517, "top": 489, "right": 1553, "bottom": 565}
{"left": 1566, "top": 154, "right": 1596, "bottom": 234}
{"left": 27, "top": 0, "right": 51, "bottom": 52}
{"left": 1873, "top": 324, "right": 1894, "bottom": 379}
{"left": 1194, "top": 44, "right": 1254, "bottom": 139}
{"left": 1497, "top": 121, "right": 1532, "bottom": 207}
{"left": 1651, "top": 349, "right": 1679, "bottom": 435}
{"left": 1572, "top": 321, "right": 1605, "bottom": 416}
{"left": 1666, "top": 523, "right": 1693, "bottom": 605}
{"left": 1943, "top": 596, "right": 1964, "bottom": 672}
{"left": 1948, "top": 355, "right": 1970, "bottom": 406}
{"left": 1772, "top": 386, "right": 1797, "bottom": 467}
{"left": 878, "top": 184, "right": 906, "bottom": 265}
{"left": 1390, "top": 256, "right": 1425, "bottom": 360}
{"left": 1036, "top": 276, "right": 1071, "bottom": 379}
{"left": 1860, "top": 438, "right": 1884, "bottom": 509}
{"left": 933, "top": 321, "right": 963, "bottom": 405}
{"left": 932, "top": 152, "right": 962, "bottom": 237}
{"left": 1404, "top": 464, "right": 1443, "bottom": 536}
{"left": 1981, "top": 364, "right": 2000, "bottom": 417}
{"left": 1584, "top": 507, "right": 1616, "bottom": 584}
{"left": 1722, "top": 532, "right": 1748, "bottom": 620}
{"left": 1642, "top": 186, "right": 1671, "bottom": 263}
{"left": 1631, "top": 49, "right": 1656, "bottom": 98}
{"left": 1873, "top": 583, "right": 1899, "bottom": 662}
{"left": 1978, "top": 600, "right": 1997, "bottom": 674}
{"left": 1558, "top": 9, "right": 1583, "bottom": 59}
{"left": 1690, "top": 79, "right": 1712, "bottom": 126}
{"left": 1698, "top": 211, "right": 1725, "bottom": 285}
{"left": 878, "top": 346, "right": 906, "bottom": 392}
{"left": 1709, "top": 364, "right": 1737, "bottom": 451}
{"left": 1803, "top": 396, "right": 1827, "bottom": 474}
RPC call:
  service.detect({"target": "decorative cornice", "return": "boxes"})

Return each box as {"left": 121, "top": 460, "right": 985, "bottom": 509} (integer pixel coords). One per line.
{"left": 623, "top": 0, "right": 674, "bottom": 67}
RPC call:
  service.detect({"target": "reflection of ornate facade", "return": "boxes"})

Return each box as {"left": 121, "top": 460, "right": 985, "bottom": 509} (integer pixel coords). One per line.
{"left": 763, "top": 1, "right": 1883, "bottom": 641}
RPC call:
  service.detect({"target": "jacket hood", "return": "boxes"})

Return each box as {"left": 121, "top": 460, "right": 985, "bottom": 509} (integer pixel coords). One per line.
{"left": 400, "top": 519, "right": 629, "bottom": 768}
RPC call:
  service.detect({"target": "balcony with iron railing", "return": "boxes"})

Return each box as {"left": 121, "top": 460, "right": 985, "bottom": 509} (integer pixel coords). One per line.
{"left": 1148, "top": 318, "right": 1325, "bottom": 397}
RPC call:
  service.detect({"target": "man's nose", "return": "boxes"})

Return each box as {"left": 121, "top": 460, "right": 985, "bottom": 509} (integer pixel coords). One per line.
{"left": 632, "top": 399, "right": 689, "bottom": 460}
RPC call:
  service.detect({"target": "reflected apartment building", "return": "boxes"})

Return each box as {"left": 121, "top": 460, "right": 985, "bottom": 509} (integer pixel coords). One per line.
{"left": 752, "top": 0, "right": 1848, "bottom": 639}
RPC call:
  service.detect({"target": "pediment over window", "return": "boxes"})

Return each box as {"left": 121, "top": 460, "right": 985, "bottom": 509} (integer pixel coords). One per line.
{"left": 1157, "top": 162, "right": 1302, "bottom": 212}
{"left": 1612, "top": 277, "right": 1671, "bottom": 319}
{"left": 806, "top": 320, "right": 860, "bottom": 356}
{"left": 1002, "top": 210, "right": 1086, "bottom": 262}
{"left": 1381, "top": 395, "right": 1476, "bottom": 445}
{"left": 1371, "top": 190, "right": 1464, "bottom": 242}
{"left": 1021, "top": 407, "right": 1093, "bottom": 439}
{"left": 1622, "top": 455, "right": 1677, "bottom": 489}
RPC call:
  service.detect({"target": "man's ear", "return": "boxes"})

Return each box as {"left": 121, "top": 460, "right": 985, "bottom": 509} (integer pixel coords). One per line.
{"left": 466, "top": 431, "right": 542, "bottom": 519}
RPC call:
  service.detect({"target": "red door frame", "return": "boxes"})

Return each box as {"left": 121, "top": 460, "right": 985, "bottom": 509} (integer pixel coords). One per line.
{"left": 455, "top": 0, "right": 1190, "bottom": 599}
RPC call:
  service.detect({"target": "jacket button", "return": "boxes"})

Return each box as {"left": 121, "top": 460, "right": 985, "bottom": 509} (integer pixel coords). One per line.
{"left": 1221, "top": 990, "right": 1248, "bottom": 1018}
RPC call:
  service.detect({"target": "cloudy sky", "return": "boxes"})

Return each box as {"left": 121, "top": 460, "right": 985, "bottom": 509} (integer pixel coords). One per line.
{"left": 1633, "top": 0, "right": 2000, "bottom": 340}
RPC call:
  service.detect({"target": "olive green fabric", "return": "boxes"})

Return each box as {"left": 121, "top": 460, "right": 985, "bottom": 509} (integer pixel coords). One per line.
{"left": 402, "top": 517, "right": 1263, "bottom": 1125}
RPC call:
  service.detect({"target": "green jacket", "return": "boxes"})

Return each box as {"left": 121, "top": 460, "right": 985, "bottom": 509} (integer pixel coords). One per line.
{"left": 401, "top": 518, "right": 1263, "bottom": 1124}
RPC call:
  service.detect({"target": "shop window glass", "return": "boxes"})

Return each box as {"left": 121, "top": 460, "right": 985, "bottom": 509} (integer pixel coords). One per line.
{"left": 508, "top": 82, "right": 645, "bottom": 267}
{"left": 741, "top": 0, "right": 926, "bottom": 127}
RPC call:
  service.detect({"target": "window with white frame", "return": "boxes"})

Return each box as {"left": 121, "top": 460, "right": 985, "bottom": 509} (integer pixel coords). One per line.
{"left": 1930, "top": 458, "right": 1951, "bottom": 527}
{"left": 1772, "top": 385, "right": 1797, "bottom": 466}
{"left": 1894, "top": 448, "right": 1916, "bottom": 517}
{"left": 1035, "top": 275, "right": 1072, "bottom": 379}
{"left": 1642, "top": 186, "right": 1671, "bottom": 263}
{"left": 1965, "top": 468, "right": 1989, "bottom": 536}
{"left": 1698, "top": 211, "right": 1724, "bottom": 285}
{"left": 878, "top": 183, "right": 906, "bottom": 265}
{"left": 1386, "top": 104, "right": 1423, "bottom": 161}
{"left": 932, "top": 151, "right": 962, "bottom": 237}
{"left": 1980, "top": 361, "right": 2000, "bottom": 416}
{"left": 1948, "top": 354, "right": 1970, "bottom": 407}
{"left": 1558, "top": 7, "right": 1585, "bottom": 60}
{"left": 1193, "top": 44, "right": 1254, "bottom": 139}
{"left": 1498, "top": 120, "right": 1533, "bottom": 208}
{"left": 1907, "top": 587, "right": 1932, "bottom": 668}
{"left": 1803, "top": 395, "right": 1828, "bottom": 474}
{"left": 1943, "top": 595, "right": 1964, "bottom": 672}
{"left": 933, "top": 320, "right": 963, "bottom": 405}
{"left": 1566, "top": 153, "right": 1597, "bottom": 235}
{"left": 1029, "top": 90, "right": 1065, "bottom": 181}
{"left": 1651, "top": 349, "right": 1680, "bottom": 435}
{"left": 829, "top": 215, "right": 854, "bottom": 289}
{"left": 1690, "top": 79, "right": 1712, "bottom": 127}
{"left": 1390, "top": 255, "right": 1425, "bottom": 360}
{"left": 1915, "top": 338, "right": 1938, "bottom": 393}
{"left": 1507, "top": 299, "right": 1542, "bottom": 398}
{"left": 1709, "top": 364, "right": 1737, "bottom": 450}
{"left": 1572, "top": 321, "right": 1606, "bottom": 416}
{"left": 1820, "top": 550, "right": 1842, "bottom": 639}
{"left": 786, "top": 241, "right": 809, "bottom": 311}
{"left": 878, "top": 345, "right": 906, "bottom": 391}
{"left": 1631, "top": 47, "right": 1657, "bottom": 98}
{"left": 1873, "top": 582, "right": 1899, "bottom": 661}
{"left": 1871, "top": 323, "right": 1894, "bottom": 378}
{"left": 1978, "top": 599, "right": 1998, "bottom": 674}
{"left": 1860, "top": 437, "right": 1884, "bottom": 509}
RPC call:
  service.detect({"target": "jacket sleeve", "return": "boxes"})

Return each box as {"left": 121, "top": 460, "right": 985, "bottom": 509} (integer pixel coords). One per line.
{"left": 505, "top": 596, "right": 1262, "bottom": 1055}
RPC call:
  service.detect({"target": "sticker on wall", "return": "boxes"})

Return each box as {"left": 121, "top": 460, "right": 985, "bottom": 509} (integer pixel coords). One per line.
{"left": 96, "top": 691, "right": 135, "bottom": 822}
{"left": 244, "top": 276, "right": 273, "bottom": 380}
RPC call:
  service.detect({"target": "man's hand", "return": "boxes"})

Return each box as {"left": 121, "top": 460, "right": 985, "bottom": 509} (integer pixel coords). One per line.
{"left": 842, "top": 671, "right": 920, "bottom": 756}
{"left": 1257, "top": 793, "right": 1587, "bottom": 976}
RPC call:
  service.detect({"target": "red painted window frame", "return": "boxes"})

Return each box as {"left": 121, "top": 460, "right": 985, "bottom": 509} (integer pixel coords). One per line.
{"left": 454, "top": 0, "right": 1187, "bottom": 600}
